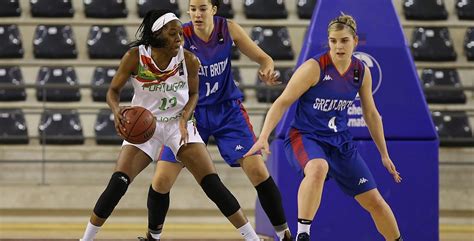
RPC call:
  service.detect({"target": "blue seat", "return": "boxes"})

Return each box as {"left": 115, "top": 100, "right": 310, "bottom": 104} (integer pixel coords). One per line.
{"left": 0, "top": 0, "right": 21, "bottom": 17}
{"left": 30, "top": 0, "right": 74, "bottom": 17}
{"left": 456, "top": 0, "right": 474, "bottom": 20}
{"left": 216, "top": 0, "right": 234, "bottom": 18}
{"left": 432, "top": 111, "right": 474, "bottom": 146}
{"left": 36, "top": 66, "right": 81, "bottom": 102}
{"left": 231, "top": 67, "right": 244, "bottom": 101}
{"left": 33, "top": 25, "right": 77, "bottom": 59}
{"left": 0, "top": 108, "right": 28, "bottom": 144}
{"left": 256, "top": 67, "right": 293, "bottom": 103}
{"left": 0, "top": 24, "right": 23, "bottom": 58}
{"left": 38, "top": 109, "right": 84, "bottom": 145}
{"left": 244, "top": 0, "right": 287, "bottom": 19}
{"left": 421, "top": 68, "right": 466, "bottom": 104}
{"left": 87, "top": 25, "right": 129, "bottom": 59}
{"left": 465, "top": 27, "right": 474, "bottom": 61}
{"left": 95, "top": 108, "right": 122, "bottom": 145}
{"left": 411, "top": 27, "right": 456, "bottom": 61}
{"left": 403, "top": 0, "right": 448, "bottom": 20}
{"left": 137, "top": 0, "right": 180, "bottom": 18}
{"left": 297, "top": 0, "right": 317, "bottom": 19}
{"left": 251, "top": 26, "right": 294, "bottom": 60}
{"left": 0, "top": 66, "right": 26, "bottom": 101}
{"left": 83, "top": 0, "right": 128, "bottom": 18}
{"left": 91, "top": 66, "right": 133, "bottom": 102}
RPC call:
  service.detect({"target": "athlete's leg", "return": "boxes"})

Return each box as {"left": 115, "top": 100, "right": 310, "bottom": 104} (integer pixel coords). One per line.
{"left": 297, "top": 158, "right": 329, "bottom": 238}
{"left": 355, "top": 189, "right": 401, "bottom": 241}
{"left": 239, "top": 155, "right": 291, "bottom": 240}
{"left": 178, "top": 143, "right": 259, "bottom": 240}
{"left": 81, "top": 145, "right": 152, "bottom": 241}
{"left": 147, "top": 160, "right": 183, "bottom": 240}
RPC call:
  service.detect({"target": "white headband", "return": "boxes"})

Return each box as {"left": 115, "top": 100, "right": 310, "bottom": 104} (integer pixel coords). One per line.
{"left": 151, "top": 13, "right": 180, "bottom": 32}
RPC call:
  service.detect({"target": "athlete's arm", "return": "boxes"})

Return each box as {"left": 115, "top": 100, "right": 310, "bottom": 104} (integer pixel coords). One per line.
{"left": 227, "top": 20, "right": 278, "bottom": 85}
{"left": 107, "top": 47, "right": 139, "bottom": 135}
{"left": 360, "top": 65, "right": 402, "bottom": 183}
{"left": 182, "top": 50, "right": 200, "bottom": 121}
{"left": 244, "top": 59, "right": 320, "bottom": 156}
{"left": 179, "top": 50, "right": 200, "bottom": 145}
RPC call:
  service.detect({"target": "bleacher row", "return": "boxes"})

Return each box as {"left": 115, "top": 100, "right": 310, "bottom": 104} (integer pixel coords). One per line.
{"left": 0, "top": 0, "right": 473, "bottom": 148}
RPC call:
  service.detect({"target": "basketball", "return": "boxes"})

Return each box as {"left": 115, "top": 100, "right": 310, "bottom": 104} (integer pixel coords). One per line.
{"left": 119, "top": 106, "right": 156, "bottom": 144}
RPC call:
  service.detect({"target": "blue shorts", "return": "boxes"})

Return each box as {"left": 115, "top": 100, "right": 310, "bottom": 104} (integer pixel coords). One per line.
{"left": 284, "top": 128, "right": 377, "bottom": 197}
{"left": 159, "top": 99, "right": 260, "bottom": 167}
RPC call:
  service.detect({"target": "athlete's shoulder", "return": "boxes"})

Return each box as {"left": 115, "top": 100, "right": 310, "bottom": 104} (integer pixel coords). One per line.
{"left": 183, "top": 49, "right": 200, "bottom": 66}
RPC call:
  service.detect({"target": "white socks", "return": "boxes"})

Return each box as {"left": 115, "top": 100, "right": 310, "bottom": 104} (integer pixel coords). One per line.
{"left": 149, "top": 232, "right": 161, "bottom": 239}
{"left": 276, "top": 228, "right": 289, "bottom": 240}
{"left": 238, "top": 222, "right": 260, "bottom": 241}
{"left": 81, "top": 221, "right": 100, "bottom": 241}
{"left": 297, "top": 221, "right": 311, "bottom": 236}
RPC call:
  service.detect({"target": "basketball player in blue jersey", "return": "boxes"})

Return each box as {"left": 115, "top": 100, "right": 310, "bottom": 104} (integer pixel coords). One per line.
{"left": 245, "top": 14, "right": 403, "bottom": 241}
{"left": 144, "top": 0, "right": 291, "bottom": 240}
{"left": 80, "top": 9, "right": 260, "bottom": 241}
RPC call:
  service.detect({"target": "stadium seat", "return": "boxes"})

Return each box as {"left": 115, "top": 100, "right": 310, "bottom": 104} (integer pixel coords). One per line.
{"left": 216, "top": 0, "right": 234, "bottom": 18}
{"left": 137, "top": 0, "right": 180, "bottom": 18}
{"left": 83, "top": 0, "right": 128, "bottom": 18}
{"left": 456, "top": 0, "right": 474, "bottom": 20}
{"left": 0, "top": 66, "right": 26, "bottom": 101}
{"left": 91, "top": 66, "right": 133, "bottom": 102}
{"left": 33, "top": 25, "right": 77, "bottom": 59}
{"left": 38, "top": 109, "right": 84, "bottom": 144}
{"left": 0, "top": 108, "right": 28, "bottom": 144}
{"left": 421, "top": 68, "right": 466, "bottom": 104}
{"left": 36, "top": 66, "right": 81, "bottom": 102}
{"left": 256, "top": 67, "right": 293, "bottom": 103}
{"left": 465, "top": 27, "right": 474, "bottom": 61}
{"left": 403, "top": 0, "right": 448, "bottom": 20}
{"left": 411, "top": 27, "right": 457, "bottom": 61}
{"left": 95, "top": 108, "right": 122, "bottom": 145}
{"left": 251, "top": 26, "right": 294, "bottom": 60}
{"left": 0, "top": 25, "right": 24, "bottom": 58}
{"left": 297, "top": 0, "right": 317, "bottom": 19}
{"left": 244, "top": 0, "right": 287, "bottom": 19}
{"left": 432, "top": 111, "right": 474, "bottom": 146}
{"left": 231, "top": 43, "right": 240, "bottom": 60}
{"left": 30, "top": 0, "right": 74, "bottom": 17}
{"left": 231, "top": 67, "right": 244, "bottom": 101}
{"left": 87, "top": 25, "right": 129, "bottom": 59}
{"left": 0, "top": 0, "right": 21, "bottom": 17}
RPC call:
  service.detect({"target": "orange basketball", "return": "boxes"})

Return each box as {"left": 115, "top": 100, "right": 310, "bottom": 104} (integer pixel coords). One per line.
{"left": 119, "top": 106, "right": 156, "bottom": 144}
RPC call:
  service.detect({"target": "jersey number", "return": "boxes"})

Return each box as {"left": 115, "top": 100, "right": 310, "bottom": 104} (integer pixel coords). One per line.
{"left": 159, "top": 97, "right": 177, "bottom": 111}
{"left": 205, "top": 82, "right": 219, "bottom": 97}
{"left": 328, "top": 116, "right": 338, "bottom": 133}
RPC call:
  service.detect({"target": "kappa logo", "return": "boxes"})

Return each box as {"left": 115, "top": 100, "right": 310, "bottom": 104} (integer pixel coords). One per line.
{"left": 190, "top": 45, "right": 198, "bottom": 50}
{"left": 323, "top": 74, "right": 333, "bottom": 81}
{"left": 358, "top": 177, "right": 368, "bottom": 185}
{"left": 235, "top": 145, "right": 244, "bottom": 151}
{"left": 119, "top": 176, "right": 128, "bottom": 184}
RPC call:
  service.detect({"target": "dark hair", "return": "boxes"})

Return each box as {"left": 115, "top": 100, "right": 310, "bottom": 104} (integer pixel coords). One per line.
{"left": 189, "top": 0, "right": 220, "bottom": 10}
{"left": 130, "top": 9, "right": 174, "bottom": 48}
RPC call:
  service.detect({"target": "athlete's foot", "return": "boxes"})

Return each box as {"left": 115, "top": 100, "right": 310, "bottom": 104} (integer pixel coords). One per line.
{"left": 296, "top": 232, "right": 310, "bottom": 241}
{"left": 137, "top": 232, "right": 159, "bottom": 241}
{"left": 281, "top": 229, "right": 293, "bottom": 241}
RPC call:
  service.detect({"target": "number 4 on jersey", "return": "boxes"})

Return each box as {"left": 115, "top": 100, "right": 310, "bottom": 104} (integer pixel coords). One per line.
{"left": 328, "top": 116, "right": 338, "bottom": 132}
{"left": 205, "top": 82, "right": 219, "bottom": 97}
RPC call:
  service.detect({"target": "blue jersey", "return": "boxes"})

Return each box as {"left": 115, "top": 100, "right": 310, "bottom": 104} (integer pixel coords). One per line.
{"left": 182, "top": 16, "right": 243, "bottom": 106}
{"left": 291, "top": 52, "right": 366, "bottom": 135}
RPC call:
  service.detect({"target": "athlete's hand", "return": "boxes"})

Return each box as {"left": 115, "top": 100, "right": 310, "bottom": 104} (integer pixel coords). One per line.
{"left": 382, "top": 156, "right": 402, "bottom": 183}
{"left": 258, "top": 62, "right": 281, "bottom": 86}
{"left": 179, "top": 119, "right": 189, "bottom": 146}
{"left": 113, "top": 106, "right": 133, "bottom": 137}
{"left": 244, "top": 137, "right": 270, "bottom": 157}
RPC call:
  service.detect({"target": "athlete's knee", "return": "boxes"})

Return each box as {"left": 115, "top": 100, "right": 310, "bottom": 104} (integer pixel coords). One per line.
{"left": 200, "top": 173, "right": 241, "bottom": 217}
{"left": 304, "top": 159, "right": 329, "bottom": 180}
{"left": 93, "top": 171, "right": 130, "bottom": 219}
{"left": 241, "top": 158, "right": 269, "bottom": 184}
{"left": 152, "top": 173, "right": 176, "bottom": 193}
{"left": 360, "top": 194, "right": 387, "bottom": 213}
